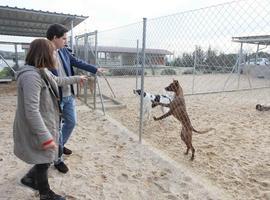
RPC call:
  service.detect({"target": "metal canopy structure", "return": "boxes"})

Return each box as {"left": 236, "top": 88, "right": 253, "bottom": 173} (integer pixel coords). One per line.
{"left": 95, "top": 46, "right": 173, "bottom": 55}
{"left": 0, "top": 5, "right": 88, "bottom": 37}
{"left": 225, "top": 35, "right": 270, "bottom": 90}
{"left": 232, "top": 35, "right": 270, "bottom": 45}
{"left": 0, "top": 5, "right": 89, "bottom": 82}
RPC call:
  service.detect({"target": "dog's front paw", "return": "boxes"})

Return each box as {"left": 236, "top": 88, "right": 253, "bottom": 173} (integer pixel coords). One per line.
{"left": 151, "top": 100, "right": 158, "bottom": 108}
{"left": 153, "top": 116, "right": 158, "bottom": 121}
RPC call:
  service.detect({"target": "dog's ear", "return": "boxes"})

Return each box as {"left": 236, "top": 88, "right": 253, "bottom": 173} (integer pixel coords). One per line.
{"left": 136, "top": 89, "right": 141, "bottom": 95}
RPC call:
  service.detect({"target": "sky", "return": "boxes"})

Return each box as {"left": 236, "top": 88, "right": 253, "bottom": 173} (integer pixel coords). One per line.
{"left": 0, "top": 0, "right": 236, "bottom": 36}
{"left": 1, "top": 0, "right": 269, "bottom": 63}
{"left": 2, "top": 0, "right": 258, "bottom": 55}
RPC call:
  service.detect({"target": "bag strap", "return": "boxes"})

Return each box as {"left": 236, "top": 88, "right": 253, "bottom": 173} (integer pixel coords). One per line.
{"left": 42, "top": 76, "right": 63, "bottom": 116}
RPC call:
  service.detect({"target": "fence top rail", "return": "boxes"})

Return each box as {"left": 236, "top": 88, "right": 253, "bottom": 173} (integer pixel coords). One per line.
{"left": 75, "top": 31, "right": 97, "bottom": 39}
{"left": 0, "top": 41, "right": 30, "bottom": 45}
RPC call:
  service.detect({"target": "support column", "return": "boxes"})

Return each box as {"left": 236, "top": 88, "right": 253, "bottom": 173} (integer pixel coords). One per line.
{"left": 70, "top": 20, "right": 74, "bottom": 51}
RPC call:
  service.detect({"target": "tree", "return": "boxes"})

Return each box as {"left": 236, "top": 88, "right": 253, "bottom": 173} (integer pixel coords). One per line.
{"left": 193, "top": 46, "right": 205, "bottom": 65}
{"left": 205, "top": 46, "right": 218, "bottom": 67}
{"left": 182, "top": 53, "right": 194, "bottom": 67}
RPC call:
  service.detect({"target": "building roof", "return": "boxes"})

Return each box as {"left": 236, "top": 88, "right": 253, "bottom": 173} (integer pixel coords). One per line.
{"left": 0, "top": 5, "right": 88, "bottom": 37}
{"left": 21, "top": 44, "right": 173, "bottom": 55}
{"left": 95, "top": 46, "right": 173, "bottom": 55}
{"left": 232, "top": 35, "right": 270, "bottom": 45}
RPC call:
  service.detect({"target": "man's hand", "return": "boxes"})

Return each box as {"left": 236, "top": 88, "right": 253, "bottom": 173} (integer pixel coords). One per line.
{"left": 79, "top": 75, "right": 87, "bottom": 81}
{"left": 79, "top": 75, "right": 87, "bottom": 87}
{"left": 96, "top": 68, "right": 107, "bottom": 76}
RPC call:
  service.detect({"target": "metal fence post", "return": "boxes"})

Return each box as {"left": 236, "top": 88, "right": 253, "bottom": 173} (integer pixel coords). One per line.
{"left": 136, "top": 39, "right": 139, "bottom": 89}
{"left": 83, "top": 34, "right": 88, "bottom": 104}
{"left": 74, "top": 36, "right": 81, "bottom": 97}
{"left": 94, "top": 30, "right": 97, "bottom": 110}
{"left": 70, "top": 19, "right": 74, "bottom": 51}
{"left": 192, "top": 46, "right": 197, "bottom": 94}
{"left": 139, "top": 18, "right": 147, "bottom": 143}
{"left": 237, "top": 42, "right": 243, "bottom": 89}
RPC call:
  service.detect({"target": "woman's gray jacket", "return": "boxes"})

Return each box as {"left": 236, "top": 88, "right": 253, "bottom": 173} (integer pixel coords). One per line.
{"left": 13, "top": 65, "right": 81, "bottom": 164}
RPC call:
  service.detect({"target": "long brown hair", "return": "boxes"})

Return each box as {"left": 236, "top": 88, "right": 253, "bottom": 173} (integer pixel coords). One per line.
{"left": 25, "top": 39, "right": 56, "bottom": 69}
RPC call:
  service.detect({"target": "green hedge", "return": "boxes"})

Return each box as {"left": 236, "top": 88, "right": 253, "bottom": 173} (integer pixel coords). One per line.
{"left": 160, "top": 69, "right": 177, "bottom": 75}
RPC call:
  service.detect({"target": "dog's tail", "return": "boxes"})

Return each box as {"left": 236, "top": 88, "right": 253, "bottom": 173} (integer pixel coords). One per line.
{"left": 192, "top": 127, "right": 215, "bottom": 134}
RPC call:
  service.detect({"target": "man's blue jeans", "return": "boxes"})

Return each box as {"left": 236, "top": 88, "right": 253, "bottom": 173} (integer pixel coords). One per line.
{"left": 55, "top": 96, "right": 76, "bottom": 164}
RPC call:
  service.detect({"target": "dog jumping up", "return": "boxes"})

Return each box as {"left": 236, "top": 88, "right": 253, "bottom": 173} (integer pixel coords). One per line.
{"left": 133, "top": 89, "right": 173, "bottom": 121}
{"left": 152, "top": 80, "right": 214, "bottom": 160}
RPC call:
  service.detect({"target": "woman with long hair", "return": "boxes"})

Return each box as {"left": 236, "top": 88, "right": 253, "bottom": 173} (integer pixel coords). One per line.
{"left": 13, "top": 39, "right": 85, "bottom": 200}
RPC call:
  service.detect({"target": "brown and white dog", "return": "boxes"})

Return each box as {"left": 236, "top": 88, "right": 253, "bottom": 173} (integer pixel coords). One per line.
{"left": 78, "top": 76, "right": 95, "bottom": 95}
{"left": 152, "top": 80, "right": 214, "bottom": 160}
{"left": 87, "top": 76, "right": 95, "bottom": 95}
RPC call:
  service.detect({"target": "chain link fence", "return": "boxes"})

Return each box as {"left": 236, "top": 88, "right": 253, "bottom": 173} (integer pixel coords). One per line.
{"left": 0, "top": 42, "right": 25, "bottom": 81}
{"left": 74, "top": 0, "right": 270, "bottom": 128}
{"left": 74, "top": 1, "right": 270, "bottom": 199}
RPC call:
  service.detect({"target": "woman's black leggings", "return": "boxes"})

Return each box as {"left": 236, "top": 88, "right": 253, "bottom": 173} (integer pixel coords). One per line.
{"left": 34, "top": 163, "right": 51, "bottom": 195}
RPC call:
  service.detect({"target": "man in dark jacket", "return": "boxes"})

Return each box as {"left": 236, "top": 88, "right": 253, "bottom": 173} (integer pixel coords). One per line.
{"left": 46, "top": 23, "right": 102, "bottom": 173}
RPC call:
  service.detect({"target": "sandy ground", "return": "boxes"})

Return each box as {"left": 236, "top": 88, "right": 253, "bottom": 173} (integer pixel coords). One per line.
{"left": 0, "top": 81, "right": 227, "bottom": 200}
{"left": 98, "top": 74, "right": 270, "bottom": 200}
{"left": 1, "top": 73, "right": 270, "bottom": 200}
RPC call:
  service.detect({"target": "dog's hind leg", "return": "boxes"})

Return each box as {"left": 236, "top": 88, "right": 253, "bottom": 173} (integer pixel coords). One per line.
{"left": 144, "top": 101, "right": 152, "bottom": 122}
{"left": 184, "top": 140, "right": 195, "bottom": 160}
{"left": 188, "top": 135, "right": 195, "bottom": 161}
{"left": 190, "top": 145, "right": 195, "bottom": 161}
{"left": 143, "top": 108, "right": 150, "bottom": 123}
{"left": 183, "top": 129, "right": 195, "bottom": 160}
{"left": 146, "top": 108, "right": 151, "bottom": 122}
{"left": 180, "top": 128, "right": 190, "bottom": 155}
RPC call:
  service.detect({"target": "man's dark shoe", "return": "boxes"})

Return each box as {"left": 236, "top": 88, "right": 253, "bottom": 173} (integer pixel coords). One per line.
{"left": 40, "top": 189, "right": 66, "bottom": 200}
{"left": 54, "top": 162, "right": 69, "bottom": 173}
{"left": 21, "top": 176, "right": 38, "bottom": 190}
{"left": 63, "top": 147, "right": 72, "bottom": 155}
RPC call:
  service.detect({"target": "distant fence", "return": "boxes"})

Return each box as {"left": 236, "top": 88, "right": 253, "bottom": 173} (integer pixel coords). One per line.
{"left": 0, "top": 41, "right": 26, "bottom": 80}
{"left": 75, "top": 0, "right": 270, "bottom": 94}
